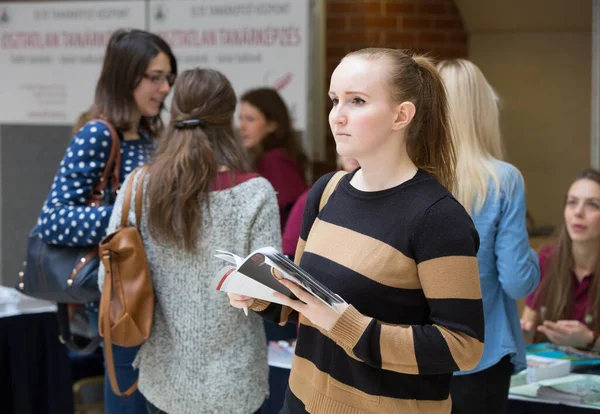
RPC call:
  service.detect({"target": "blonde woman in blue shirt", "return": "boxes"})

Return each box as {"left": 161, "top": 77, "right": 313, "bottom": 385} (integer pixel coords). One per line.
{"left": 437, "top": 59, "right": 540, "bottom": 414}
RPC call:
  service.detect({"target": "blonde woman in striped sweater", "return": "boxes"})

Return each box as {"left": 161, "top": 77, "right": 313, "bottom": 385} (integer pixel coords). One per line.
{"left": 230, "top": 48, "right": 485, "bottom": 414}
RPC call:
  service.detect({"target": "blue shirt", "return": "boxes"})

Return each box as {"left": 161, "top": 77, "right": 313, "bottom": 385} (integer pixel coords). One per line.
{"left": 455, "top": 160, "right": 540, "bottom": 375}
{"left": 37, "top": 121, "right": 153, "bottom": 247}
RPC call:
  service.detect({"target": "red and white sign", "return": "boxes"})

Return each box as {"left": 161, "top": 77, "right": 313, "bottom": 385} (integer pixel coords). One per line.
{"left": 149, "top": 0, "right": 310, "bottom": 130}
{"left": 0, "top": 1, "right": 145, "bottom": 125}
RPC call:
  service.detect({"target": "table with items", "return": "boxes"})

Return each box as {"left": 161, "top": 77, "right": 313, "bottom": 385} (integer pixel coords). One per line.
{"left": 508, "top": 343, "right": 600, "bottom": 414}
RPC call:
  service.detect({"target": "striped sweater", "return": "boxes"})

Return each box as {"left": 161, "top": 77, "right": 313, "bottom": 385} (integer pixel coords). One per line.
{"left": 251, "top": 169, "right": 485, "bottom": 413}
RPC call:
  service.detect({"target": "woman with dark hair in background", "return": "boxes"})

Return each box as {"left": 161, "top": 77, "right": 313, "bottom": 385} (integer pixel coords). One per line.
{"left": 239, "top": 88, "right": 308, "bottom": 346}
{"left": 36, "top": 28, "right": 177, "bottom": 413}
{"left": 99, "top": 68, "right": 280, "bottom": 414}
{"left": 239, "top": 88, "right": 308, "bottom": 229}
{"left": 522, "top": 169, "right": 600, "bottom": 353}
{"left": 282, "top": 155, "right": 358, "bottom": 259}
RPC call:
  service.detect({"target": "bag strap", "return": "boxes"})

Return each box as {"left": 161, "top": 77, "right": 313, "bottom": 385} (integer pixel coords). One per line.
{"left": 134, "top": 167, "right": 148, "bottom": 227}
{"left": 295, "top": 170, "right": 346, "bottom": 260}
{"left": 121, "top": 166, "right": 148, "bottom": 228}
{"left": 290, "top": 170, "right": 349, "bottom": 322}
{"left": 100, "top": 254, "right": 139, "bottom": 397}
{"left": 102, "top": 166, "right": 148, "bottom": 396}
{"left": 319, "top": 171, "right": 348, "bottom": 212}
{"left": 87, "top": 120, "right": 122, "bottom": 208}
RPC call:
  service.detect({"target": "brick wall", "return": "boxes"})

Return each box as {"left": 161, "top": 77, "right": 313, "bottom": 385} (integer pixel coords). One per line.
{"left": 314, "top": 0, "right": 468, "bottom": 176}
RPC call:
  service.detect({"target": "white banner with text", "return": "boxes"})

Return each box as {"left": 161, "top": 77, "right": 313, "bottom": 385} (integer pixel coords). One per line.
{"left": 149, "top": 0, "right": 310, "bottom": 130}
{"left": 0, "top": 1, "right": 145, "bottom": 125}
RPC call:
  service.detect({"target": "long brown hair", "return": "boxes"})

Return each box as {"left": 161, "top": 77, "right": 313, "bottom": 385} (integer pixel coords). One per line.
{"left": 91, "top": 29, "right": 177, "bottom": 137}
{"left": 240, "top": 88, "right": 308, "bottom": 176}
{"left": 344, "top": 48, "right": 456, "bottom": 190}
{"left": 146, "top": 68, "right": 250, "bottom": 252}
{"left": 534, "top": 168, "right": 600, "bottom": 335}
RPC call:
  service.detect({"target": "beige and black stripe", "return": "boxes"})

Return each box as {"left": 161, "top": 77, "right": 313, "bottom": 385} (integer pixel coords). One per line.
{"left": 255, "top": 170, "right": 484, "bottom": 413}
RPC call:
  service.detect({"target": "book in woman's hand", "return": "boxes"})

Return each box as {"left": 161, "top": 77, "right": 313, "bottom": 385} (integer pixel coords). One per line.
{"left": 211, "top": 246, "right": 346, "bottom": 310}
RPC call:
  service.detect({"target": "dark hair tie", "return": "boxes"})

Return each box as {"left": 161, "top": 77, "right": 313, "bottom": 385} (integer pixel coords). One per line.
{"left": 174, "top": 119, "right": 205, "bottom": 129}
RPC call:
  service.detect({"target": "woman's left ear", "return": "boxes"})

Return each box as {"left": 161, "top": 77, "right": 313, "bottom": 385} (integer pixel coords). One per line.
{"left": 392, "top": 101, "right": 416, "bottom": 131}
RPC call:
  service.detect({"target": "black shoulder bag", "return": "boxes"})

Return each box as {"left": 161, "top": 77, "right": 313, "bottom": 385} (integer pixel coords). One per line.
{"left": 17, "top": 119, "right": 121, "bottom": 353}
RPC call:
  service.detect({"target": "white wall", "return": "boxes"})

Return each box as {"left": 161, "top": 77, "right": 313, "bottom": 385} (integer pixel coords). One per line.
{"left": 470, "top": 32, "right": 591, "bottom": 227}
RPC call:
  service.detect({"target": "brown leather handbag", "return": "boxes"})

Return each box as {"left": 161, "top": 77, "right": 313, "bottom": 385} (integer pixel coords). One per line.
{"left": 98, "top": 166, "right": 154, "bottom": 397}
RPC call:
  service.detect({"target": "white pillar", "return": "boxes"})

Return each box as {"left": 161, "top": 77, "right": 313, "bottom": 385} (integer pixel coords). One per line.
{"left": 308, "top": 0, "right": 326, "bottom": 166}
{"left": 592, "top": 0, "right": 600, "bottom": 168}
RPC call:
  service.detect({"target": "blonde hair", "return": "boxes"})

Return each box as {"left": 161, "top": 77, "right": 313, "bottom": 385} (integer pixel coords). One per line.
{"left": 344, "top": 48, "right": 456, "bottom": 191}
{"left": 437, "top": 59, "right": 505, "bottom": 215}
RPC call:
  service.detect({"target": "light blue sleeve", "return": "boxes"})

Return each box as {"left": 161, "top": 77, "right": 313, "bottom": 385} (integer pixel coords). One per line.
{"left": 495, "top": 167, "right": 541, "bottom": 299}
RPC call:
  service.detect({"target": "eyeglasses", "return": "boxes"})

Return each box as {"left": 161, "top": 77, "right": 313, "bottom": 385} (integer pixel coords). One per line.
{"left": 143, "top": 72, "right": 175, "bottom": 86}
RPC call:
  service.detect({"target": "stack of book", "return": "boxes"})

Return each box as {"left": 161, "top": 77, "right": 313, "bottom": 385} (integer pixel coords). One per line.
{"left": 536, "top": 376, "right": 600, "bottom": 405}
{"left": 510, "top": 354, "right": 571, "bottom": 387}
{"left": 510, "top": 374, "right": 600, "bottom": 407}
{"left": 526, "top": 343, "right": 600, "bottom": 370}
{"left": 526, "top": 355, "right": 570, "bottom": 383}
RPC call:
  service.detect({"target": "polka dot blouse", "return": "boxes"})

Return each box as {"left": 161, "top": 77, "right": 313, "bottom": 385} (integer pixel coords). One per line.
{"left": 37, "top": 121, "right": 153, "bottom": 247}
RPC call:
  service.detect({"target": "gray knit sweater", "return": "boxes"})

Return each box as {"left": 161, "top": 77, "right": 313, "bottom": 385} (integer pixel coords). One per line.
{"left": 98, "top": 170, "right": 281, "bottom": 414}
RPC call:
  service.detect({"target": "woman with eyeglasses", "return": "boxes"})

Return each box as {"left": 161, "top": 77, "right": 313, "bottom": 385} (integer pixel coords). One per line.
{"left": 35, "top": 28, "right": 177, "bottom": 413}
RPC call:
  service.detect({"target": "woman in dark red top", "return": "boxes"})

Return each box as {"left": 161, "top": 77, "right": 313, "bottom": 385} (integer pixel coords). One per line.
{"left": 282, "top": 155, "right": 359, "bottom": 258}
{"left": 522, "top": 169, "right": 600, "bottom": 351}
{"left": 239, "top": 88, "right": 308, "bottom": 230}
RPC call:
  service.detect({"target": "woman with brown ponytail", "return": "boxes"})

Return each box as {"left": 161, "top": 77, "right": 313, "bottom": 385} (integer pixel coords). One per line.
{"left": 99, "top": 68, "right": 281, "bottom": 414}
{"left": 522, "top": 169, "right": 600, "bottom": 353}
{"left": 228, "top": 48, "right": 484, "bottom": 414}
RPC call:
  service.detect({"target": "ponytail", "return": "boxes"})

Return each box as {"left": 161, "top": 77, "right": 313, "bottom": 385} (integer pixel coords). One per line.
{"left": 147, "top": 124, "right": 216, "bottom": 252}
{"left": 145, "top": 68, "right": 250, "bottom": 252}
{"left": 409, "top": 56, "right": 456, "bottom": 191}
